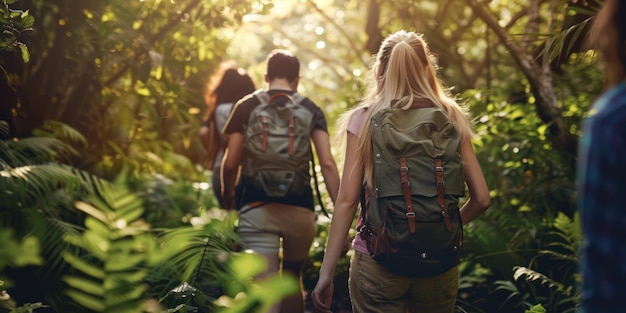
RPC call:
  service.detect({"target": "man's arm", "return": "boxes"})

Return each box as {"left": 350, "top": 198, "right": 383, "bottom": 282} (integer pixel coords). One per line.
{"left": 311, "top": 129, "right": 340, "bottom": 205}
{"left": 221, "top": 132, "right": 245, "bottom": 210}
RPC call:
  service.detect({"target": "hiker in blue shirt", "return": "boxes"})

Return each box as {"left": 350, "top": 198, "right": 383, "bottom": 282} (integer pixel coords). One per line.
{"left": 577, "top": 0, "right": 626, "bottom": 312}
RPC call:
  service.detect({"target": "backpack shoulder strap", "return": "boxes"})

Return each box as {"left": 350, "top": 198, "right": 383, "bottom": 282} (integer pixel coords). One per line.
{"left": 267, "top": 92, "right": 297, "bottom": 105}
{"left": 291, "top": 93, "right": 306, "bottom": 105}
{"left": 253, "top": 89, "right": 269, "bottom": 105}
{"left": 254, "top": 90, "right": 307, "bottom": 107}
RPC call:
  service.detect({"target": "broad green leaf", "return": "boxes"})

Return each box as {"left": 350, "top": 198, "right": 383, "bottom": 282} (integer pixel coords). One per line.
{"left": 229, "top": 252, "right": 267, "bottom": 281}
{"left": 65, "top": 289, "right": 105, "bottom": 312}
{"left": 64, "top": 276, "right": 105, "bottom": 296}
{"left": 63, "top": 252, "right": 105, "bottom": 279}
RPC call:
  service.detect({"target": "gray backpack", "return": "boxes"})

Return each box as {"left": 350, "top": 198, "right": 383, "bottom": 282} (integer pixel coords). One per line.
{"left": 239, "top": 90, "right": 314, "bottom": 198}
{"left": 358, "top": 99, "right": 465, "bottom": 277}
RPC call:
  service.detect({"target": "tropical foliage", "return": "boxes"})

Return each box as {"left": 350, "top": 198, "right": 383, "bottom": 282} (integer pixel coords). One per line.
{"left": 0, "top": 0, "right": 605, "bottom": 312}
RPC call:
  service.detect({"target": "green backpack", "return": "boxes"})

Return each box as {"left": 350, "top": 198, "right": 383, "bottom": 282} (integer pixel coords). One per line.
{"left": 358, "top": 99, "right": 465, "bottom": 277}
{"left": 239, "top": 90, "right": 314, "bottom": 199}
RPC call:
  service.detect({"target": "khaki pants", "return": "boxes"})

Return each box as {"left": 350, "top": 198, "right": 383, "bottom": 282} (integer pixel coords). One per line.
{"left": 349, "top": 251, "right": 459, "bottom": 313}
{"left": 238, "top": 203, "right": 316, "bottom": 313}
{"left": 237, "top": 203, "right": 316, "bottom": 262}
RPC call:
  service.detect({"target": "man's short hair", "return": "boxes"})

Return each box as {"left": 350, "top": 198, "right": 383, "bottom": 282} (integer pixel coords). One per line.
{"left": 266, "top": 49, "right": 300, "bottom": 82}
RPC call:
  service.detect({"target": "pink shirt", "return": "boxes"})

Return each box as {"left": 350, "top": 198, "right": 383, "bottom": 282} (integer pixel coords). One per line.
{"left": 346, "top": 108, "right": 369, "bottom": 254}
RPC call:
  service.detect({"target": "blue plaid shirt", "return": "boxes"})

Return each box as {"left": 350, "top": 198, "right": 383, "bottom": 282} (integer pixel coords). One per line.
{"left": 577, "top": 82, "right": 626, "bottom": 312}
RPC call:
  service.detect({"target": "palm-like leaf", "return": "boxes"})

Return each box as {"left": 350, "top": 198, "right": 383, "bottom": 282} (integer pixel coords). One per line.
{"left": 0, "top": 163, "right": 106, "bottom": 208}
{"left": 0, "top": 120, "right": 118, "bottom": 310}
{"left": 0, "top": 120, "right": 107, "bottom": 210}
{"left": 31, "top": 120, "right": 88, "bottom": 147}
{"left": 63, "top": 184, "right": 160, "bottom": 313}
{"left": 145, "top": 209, "right": 241, "bottom": 311}
{"left": 0, "top": 136, "right": 79, "bottom": 167}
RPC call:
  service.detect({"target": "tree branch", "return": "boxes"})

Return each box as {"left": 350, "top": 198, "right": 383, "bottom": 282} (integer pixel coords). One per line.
{"left": 103, "top": 0, "right": 203, "bottom": 87}
{"left": 365, "top": 0, "right": 383, "bottom": 55}
{"left": 465, "top": 0, "right": 578, "bottom": 165}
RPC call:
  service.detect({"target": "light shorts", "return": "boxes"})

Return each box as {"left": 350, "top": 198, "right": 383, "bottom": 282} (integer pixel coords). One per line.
{"left": 349, "top": 250, "right": 459, "bottom": 313}
{"left": 237, "top": 203, "right": 316, "bottom": 262}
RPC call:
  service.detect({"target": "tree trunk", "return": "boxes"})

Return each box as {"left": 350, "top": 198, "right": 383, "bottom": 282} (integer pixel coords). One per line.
{"left": 466, "top": 0, "right": 579, "bottom": 169}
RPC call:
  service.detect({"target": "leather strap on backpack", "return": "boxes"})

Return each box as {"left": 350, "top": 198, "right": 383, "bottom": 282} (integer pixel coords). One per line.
{"left": 264, "top": 92, "right": 297, "bottom": 156}
{"left": 435, "top": 158, "right": 452, "bottom": 231}
{"left": 399, "top": 157, "right": 416, "bottom": 234}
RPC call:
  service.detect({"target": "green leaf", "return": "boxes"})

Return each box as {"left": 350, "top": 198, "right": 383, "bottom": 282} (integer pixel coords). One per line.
{"left": 105, "top": 253, "right": 145, "bottom": 271}
{"left": 103, "top": 282, "right": 147, "bottom": 307}
{"left": 21, "top": 13, "right": 34, "bottom": 28}
{"left": 64, "top": 276, "right": 105, "bottom": 297}
{"left": 229, "top": 252, "right": 267, "bottom": 281}
{"left": 8, "top": 302, "right": 49, "bottom": 313}
{"left": 525, "top": 304, "right": 547, "bottom": 313}
{"left": 65, "top": 289, "right": 105, "bottom": 312}
{"left": 17, "top": 42, "right": 29, "bottom": 63}
{"left": 11, "top": 236, "right": 43, "bottom": 267}
{"left": 75, "top": 201, "right": 110, "bottom": 224}
{"left": 63, "top": 252, "right": 105, "bottom": 279}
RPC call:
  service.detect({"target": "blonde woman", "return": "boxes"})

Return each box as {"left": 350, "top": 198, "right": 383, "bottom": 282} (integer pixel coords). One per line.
{"left": 311, "top": 30, "right": 490, "bottom": 313}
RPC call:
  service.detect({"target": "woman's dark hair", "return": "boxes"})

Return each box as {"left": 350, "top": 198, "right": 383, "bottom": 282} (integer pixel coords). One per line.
{"left": 201, "top": 62, "right": 256, "bottom": 168}
{"left": 213, "top": 68, "right": 256, "bottom": 106}
{"left": 203, "top": 61, "right": 256, "bottom": 120}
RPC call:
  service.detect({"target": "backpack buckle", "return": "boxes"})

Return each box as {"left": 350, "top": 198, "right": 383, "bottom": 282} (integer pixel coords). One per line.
{"left": 406, "top": 212, "right": 415, "bottom": 218}
{"left": 400, "top": 165, "right": 410, "bottom": 187}
{"left": 435, "top": 166, "right": 443, "bottom": 172}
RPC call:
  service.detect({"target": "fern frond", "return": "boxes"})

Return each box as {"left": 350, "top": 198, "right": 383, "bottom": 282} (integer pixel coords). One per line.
{"left": 65, "top": 289, "right": 105, "bottom": 312}
{"left": 540, "top": 16, "right": 593, "bottom": 65}
{"left": 0, "top": 120, "right": 9, "bottom": 138}
{"left": 513, "top": 266, "right": 572, "bottom": 296}
{"left": 0, "top": 163, "right": 111, "bottom": 210}
{"left": 64, "top": 276, "right": 105, "bottom": 296}
{"left": 63, "top": 185, "right": 157, "bottom": 312}
{"left": 32, "top": 120, "right": 87, "bottom": 147}
{"left": 63, "top": 252, "right": 105, "bottom": 279}
{"left": 490, "top": 279, "right": 535, "bottom": 311}
{"left": 551, "top": 212, "right": 582, "bottom": 246}
{"left": 1, "top": 137, "right": 79, "bottom": 166}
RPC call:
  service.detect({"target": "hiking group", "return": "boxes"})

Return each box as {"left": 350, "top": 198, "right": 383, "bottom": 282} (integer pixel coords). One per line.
{"left": 201, "top": 31, "right": 491, "bottom": 313}
{"left": 199, "top": 3, "right": 626, "bottom": 311}
{"left": 200, "top": 31, "right": 492, "bottom": 313}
